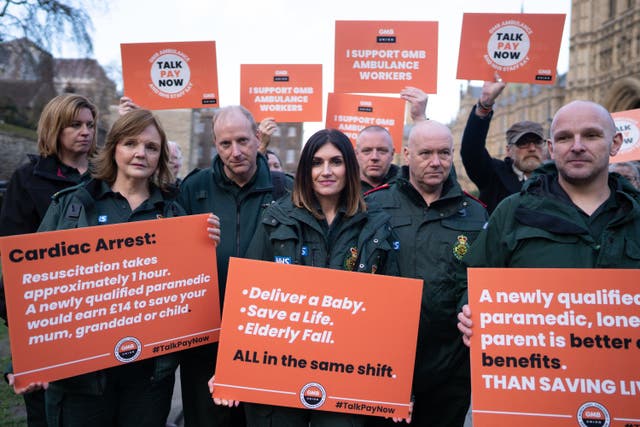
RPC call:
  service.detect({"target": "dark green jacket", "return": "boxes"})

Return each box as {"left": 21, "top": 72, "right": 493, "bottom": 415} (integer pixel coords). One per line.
{"left": 361, "top": 163, "right": 401, "bottom": 194}
{"left": 37, "top": 178, "right": 184, "bottom": 395}
{"left": 178, "top": 154, "right": 291, "bottom": 303}
{"left": 366, "top": 167, "right": 487, "bottom": 392}
{"left": 465, "top": 163, "right": 640, "bottom": 269}
{"left": 246, "top": 197, "right": 398, "bottom": 276}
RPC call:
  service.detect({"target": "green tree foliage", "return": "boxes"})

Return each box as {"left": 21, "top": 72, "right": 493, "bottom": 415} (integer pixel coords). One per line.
{"left": 0, "top": 0, "right": 94, "bottom": 56}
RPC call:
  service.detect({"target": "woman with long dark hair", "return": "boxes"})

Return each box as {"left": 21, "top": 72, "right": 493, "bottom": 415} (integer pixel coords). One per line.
{"left": 212, "top": 129, "right": 397, "bottom": 427}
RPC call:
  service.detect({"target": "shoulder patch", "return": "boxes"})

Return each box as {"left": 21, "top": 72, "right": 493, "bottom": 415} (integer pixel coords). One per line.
{"left": 463, "top": 191, "right": 486, "bottom": 208}
{"left": 364, "top": 183, "right": 391, "bottom": 197}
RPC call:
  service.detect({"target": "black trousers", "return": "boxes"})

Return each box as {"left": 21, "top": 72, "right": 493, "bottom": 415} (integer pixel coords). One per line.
{"left": 179, "top": 343, "right": 246, "bottom": 427}
{"left": 245, "top": 403, "right": 365, "bottom": 427}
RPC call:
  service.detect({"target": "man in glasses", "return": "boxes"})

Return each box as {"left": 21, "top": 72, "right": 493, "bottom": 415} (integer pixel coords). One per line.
{"left": 460, "top": 77, "right": 546, "bottom": 214}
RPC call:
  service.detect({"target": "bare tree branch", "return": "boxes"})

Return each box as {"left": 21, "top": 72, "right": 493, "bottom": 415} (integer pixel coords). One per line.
{"left": 1, "top": 0, "right": 94, "bottom": 56}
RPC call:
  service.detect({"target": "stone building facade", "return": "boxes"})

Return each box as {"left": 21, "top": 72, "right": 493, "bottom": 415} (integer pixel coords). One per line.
{"left": 450, "top": 0, "right": 640, "bottom": 193}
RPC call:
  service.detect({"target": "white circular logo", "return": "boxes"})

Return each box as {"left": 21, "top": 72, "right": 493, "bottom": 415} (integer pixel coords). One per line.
{"left": 114, "top": 336, "right": 142, "bottom": 363}
{"left": 150, "top": 51, "right": 191, "bottom": 96}
{"left": 577, "top": 402, "right": 610, "bottom": 427}
{"left": 615, "top": 118, "right": 640, "bottom": 153}
{"left": 486, "top": 24, "right": 530, "bottom": 69}
{"left": 299, "top": 382, "right": 326, "bottom": 409}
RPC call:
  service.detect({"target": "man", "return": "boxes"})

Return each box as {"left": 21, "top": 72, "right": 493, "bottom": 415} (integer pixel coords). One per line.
{"left": 356, "top": 86, "right": 429, "bottom": 193}
{"left": 458, "top": 100, "right": 639, "bottom": 344}
{"left": 609, "top": 161, "right": 640, "bottom": 190}
{"left": 177, "top": 106, "right": 291, "bottom": 427}
{"left": 460, "top": 78, "right": 546, "bottom": 213}
{"left": 366, "top": 120, "right": 487, "bottom": 427}
{"left": 355, "top": 126, "right": 399, "bottom": 193}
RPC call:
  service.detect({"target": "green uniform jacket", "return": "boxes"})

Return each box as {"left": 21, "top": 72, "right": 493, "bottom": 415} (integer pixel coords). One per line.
{"left": 246, "top": 197, "right": 398, "bottom": 275}
{"left": 465, "top": 163, "right": 640, "bottom": 268}
{"left": 178, "top": 154, "right": 290, "bottom": 303}
{"left": 366, "top": 168, "right": 488, "bottom": 392}
{"left": 37, "top": 178, "right": 184, "bottom": 395}
{"left": 361, "top": 163, "right": 401, "bottom": 194}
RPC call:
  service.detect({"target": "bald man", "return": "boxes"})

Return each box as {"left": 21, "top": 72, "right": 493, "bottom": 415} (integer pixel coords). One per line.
{"left": 458, "top": 101, "right": 639, "bottom": 378}
{"left": 366, "top": 120, "right": 487, "bottom": 427}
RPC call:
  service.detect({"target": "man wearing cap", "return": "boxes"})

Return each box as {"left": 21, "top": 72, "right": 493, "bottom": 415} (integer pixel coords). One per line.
{"left": 460, "top": 78, "right": 546, "bottom": 213}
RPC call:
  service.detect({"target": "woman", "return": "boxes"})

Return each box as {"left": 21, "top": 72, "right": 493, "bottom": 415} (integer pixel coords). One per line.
{"left": 0, "top": 94, "right": 97, "bottom": 427}
{"left": 212, "top": 129, "right": 397, "bottom": 427}
{"left": 0, "top": 93, "right": 96, "bottom": 237}
{"left": 37, "top": 109, "right": 220, "bottom": 426}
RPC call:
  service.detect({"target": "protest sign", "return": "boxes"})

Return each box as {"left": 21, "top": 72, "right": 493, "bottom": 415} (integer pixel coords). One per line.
{"left": 457, "top": 13, "right": 565, "bottom": 84}
{"left": 611, "top": 109, "right": 640, "bottom": 163}
{"left": 213, "top": 258, "right": 422, "bottom": 418}
{"left": 325, "top": 92, "right": 405, "bottom": 151}
{"left": 0, "top": 214, "right": 220, "bottom": 389}
{"left": 468, "top": 268, "right": 639, "bottom": 427}
{"left": 240, "top": 64, "right": 323, "bottom": 122}
{"left": 121, "top": 41, "right": 219, "bottom": 109}
{"left": 334, "top": 21, "right": 438, "bottom": 94}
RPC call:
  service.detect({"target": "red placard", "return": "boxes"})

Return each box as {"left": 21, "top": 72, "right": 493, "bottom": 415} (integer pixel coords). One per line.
{"left": 121, "top": 41, "right": 219, "bottom": 109}
{"left": 611, "top": 109, "right": 640, "bottom": 163}
{"left": 240, "top": 64, "right": 323, "bottom": 122}
{"left": 213, "top": 258, "right": 423, "bottom": 418}
{"left": 468, "top": 268, "right": 639, "bottom": 427}
{"left": 334, "top": 21, "right": 438, "bottom": 94}
{"left": 457, "top": 13, "right": 565, "bottom": 84}
{"left": 325, "top": 93, "right": 405, "bottom": 152}
{"left": 0, "top": 215, "right": 220, "bottom": 389}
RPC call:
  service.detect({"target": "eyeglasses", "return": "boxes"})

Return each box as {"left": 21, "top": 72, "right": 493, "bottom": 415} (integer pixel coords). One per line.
{"left": 511, "top": 138, "right": 545, "bottom": 148}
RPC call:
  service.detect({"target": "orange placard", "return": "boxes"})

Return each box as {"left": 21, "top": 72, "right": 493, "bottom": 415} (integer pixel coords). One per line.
{"left": 213, "top": 258, "right": 422, "bottom": 418}
{"left": 240, "top": 64, "right": 323, "bottom": 122}
{"left": 457, "top": 13, "right": 566, "bottom": 84}
{"left": 334, "top": 21, "right": 438, "bottom": 94}
{"left": 611, "top": 109, "right": 640, "bottom": 163}
{"left": 325, "top": 93, "right": 405, "bottom": 152}
{"left": 0, "top": 215, "right": 220, "bottom": 389}
{"left": 468, "top": 268, "right": 639, "bottom": 427}
{"left": 121, "top": 41, "right": 219, "bottom": 110}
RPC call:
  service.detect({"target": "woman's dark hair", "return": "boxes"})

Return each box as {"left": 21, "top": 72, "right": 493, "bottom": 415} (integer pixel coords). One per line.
{"left": 292, "top": 129, "right": 365, "bottom": 218}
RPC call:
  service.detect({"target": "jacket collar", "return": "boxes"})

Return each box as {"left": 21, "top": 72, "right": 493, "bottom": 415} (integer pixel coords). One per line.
{"left": 212, "top": 153, "right": 273, "bottom": 193}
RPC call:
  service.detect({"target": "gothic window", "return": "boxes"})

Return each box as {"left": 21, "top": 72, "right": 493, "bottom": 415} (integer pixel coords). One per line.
{"left": 609, "top": 0, "right": 617, "bottom": 17}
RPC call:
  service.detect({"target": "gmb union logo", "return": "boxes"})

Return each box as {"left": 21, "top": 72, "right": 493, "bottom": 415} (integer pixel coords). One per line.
{"left": 577, "top": 401, "right": 610, "bottom": 427}
{"left": 300, "top": 382, "right": 327, "bottom": 409}
{"left": 148, "top": 49, "right": 193, "bottom": 99}
{"left": 485, "top": 20, "right": 531, "bottom": 72}
{"left": 114, "top": 336, "right": 142, "bottom": 363}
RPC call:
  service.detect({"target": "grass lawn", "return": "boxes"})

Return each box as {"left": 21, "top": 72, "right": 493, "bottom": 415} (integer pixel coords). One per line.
{"left": 0, "top": 324, "right": 27, "bottom": 426}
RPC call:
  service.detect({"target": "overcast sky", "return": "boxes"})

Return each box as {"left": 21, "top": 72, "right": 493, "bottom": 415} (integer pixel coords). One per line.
{"left": 68, "top": 0, "right": 571, "bottom": 127}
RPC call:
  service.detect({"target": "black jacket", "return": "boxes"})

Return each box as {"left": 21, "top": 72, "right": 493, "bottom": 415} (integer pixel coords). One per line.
{"left": 0, "top": 154, "right": 87, "bottom": 236}
{"left": 460, "top": 105, "right": 522, "bottom": 214}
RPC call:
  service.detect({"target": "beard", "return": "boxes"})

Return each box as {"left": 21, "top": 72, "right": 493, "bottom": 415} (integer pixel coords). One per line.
{"left": 516, "top": 155, "right": 542, "bottom": 174}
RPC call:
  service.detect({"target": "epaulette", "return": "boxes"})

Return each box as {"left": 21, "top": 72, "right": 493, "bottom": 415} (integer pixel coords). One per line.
{"left": 51, "top": 182, "right": 84, "bottom": 201}
{"left": 463, "top": 191, "right": 486, "bottom": 208}
{"left": 363, "top": 183, "right": 391, "bottom": 197}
